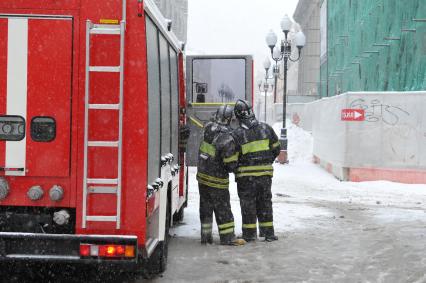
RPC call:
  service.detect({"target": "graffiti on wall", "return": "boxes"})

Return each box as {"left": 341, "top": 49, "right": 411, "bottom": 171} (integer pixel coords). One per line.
{"left": 349, "top": 98, "right": 410, "bottom": 126}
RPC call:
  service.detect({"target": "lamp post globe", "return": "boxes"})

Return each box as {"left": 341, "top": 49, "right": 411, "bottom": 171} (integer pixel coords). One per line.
{"left": 280, "top": 14, "right": 292, "bottom": 34}
{"left": 295, "top": 31, "right": 306, "bottom": 49}
{"left": 257, "top": 79, "right": 262, "bottom": 90}
{"left": 273, "top": 46, "right": 281, "bottom": 60}
{"left": 263, "top": 57, "right": 272, "bottom": 71}
{"left": 266, "top": 29, "right": 278, "bottom": 51}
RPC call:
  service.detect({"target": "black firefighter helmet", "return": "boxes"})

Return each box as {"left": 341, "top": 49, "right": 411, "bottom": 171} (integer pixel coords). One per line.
{"left": 234, "top": 99, "right": 255, "bottom": 120}
{"left": 216, "top": 104, "right": 234, "bottom": 126}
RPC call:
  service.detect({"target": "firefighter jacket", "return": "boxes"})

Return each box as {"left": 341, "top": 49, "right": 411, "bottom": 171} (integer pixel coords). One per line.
{"left": 196, "top": 122, "right": 238, "bottom": 189}
{"left": 231, "top": 118, "right": 280, "bottom": 178}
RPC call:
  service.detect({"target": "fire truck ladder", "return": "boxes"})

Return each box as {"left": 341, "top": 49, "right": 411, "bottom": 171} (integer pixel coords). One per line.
{"left": 82, "top": 18, "right": 126, "bottom": 229}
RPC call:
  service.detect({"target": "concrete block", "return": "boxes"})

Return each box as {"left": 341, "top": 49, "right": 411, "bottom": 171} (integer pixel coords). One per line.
{"left": 285, "top": 91, "right": 426, "bottom": 183}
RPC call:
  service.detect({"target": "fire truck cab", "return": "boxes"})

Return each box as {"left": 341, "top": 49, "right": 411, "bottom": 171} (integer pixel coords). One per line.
{"left": 0, "top": 0, "right": 187, "bottom": 276}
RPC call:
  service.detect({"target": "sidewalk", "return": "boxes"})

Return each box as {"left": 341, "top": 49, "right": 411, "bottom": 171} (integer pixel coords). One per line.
{"left": 159, "top": 121, "right": 426, "bottom": 282}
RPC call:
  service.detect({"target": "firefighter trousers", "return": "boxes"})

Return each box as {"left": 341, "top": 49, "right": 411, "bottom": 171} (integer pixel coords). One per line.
{"left": 198, "top": 184, "right": 235, "bottom": 242}
{"left": 236, "top": 176, "right": 275, "bottom": 239}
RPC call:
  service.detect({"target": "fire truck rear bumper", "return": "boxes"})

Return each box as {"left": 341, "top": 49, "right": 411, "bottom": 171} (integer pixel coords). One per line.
{"left": 0, "top": 232, "right": 138, "bottom": 266}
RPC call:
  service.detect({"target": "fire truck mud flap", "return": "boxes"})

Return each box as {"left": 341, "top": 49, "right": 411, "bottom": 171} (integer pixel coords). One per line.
{"left": 0, "top": 232, "right": 138, "bottom": 267}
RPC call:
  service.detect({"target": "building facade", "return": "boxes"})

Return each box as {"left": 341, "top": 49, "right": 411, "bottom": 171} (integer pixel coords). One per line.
{"left": 291, "top": 0, "right": 321, "bottom": 102}
{"left": 321, "top": 0, "right": 426, "bottom": 97}
{"left": 153, "top": 0, "right": 188, "bottom": 42}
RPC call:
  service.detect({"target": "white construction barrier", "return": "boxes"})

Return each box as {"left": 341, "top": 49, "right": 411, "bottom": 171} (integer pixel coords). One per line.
{"left": 284, "top": 103, "right": 316, "bottom": 132}
{"left": 282, "top": 92, "right": 426, "bottom": 184}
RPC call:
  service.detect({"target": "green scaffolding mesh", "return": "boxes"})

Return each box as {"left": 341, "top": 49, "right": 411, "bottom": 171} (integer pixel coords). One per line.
{"left": 321, "top": 0, "right": 426, "bottom": 97}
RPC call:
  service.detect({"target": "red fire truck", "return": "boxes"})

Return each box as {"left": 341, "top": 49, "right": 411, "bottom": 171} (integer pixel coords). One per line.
{"left": 0, "top": 0, "right": 187, "bottom": 276}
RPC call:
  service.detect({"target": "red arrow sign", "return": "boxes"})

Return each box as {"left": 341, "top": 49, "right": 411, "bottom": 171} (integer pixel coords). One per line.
{"left": 341, "top": 109, "right": 365, "bottom": 121}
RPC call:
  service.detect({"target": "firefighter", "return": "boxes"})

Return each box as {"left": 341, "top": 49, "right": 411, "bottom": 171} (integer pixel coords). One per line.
{"left": 231, "top": 99, "right": 280, "bottom": 242}
{"left": 196, "top": 105, "right": 243, "bottom": 245}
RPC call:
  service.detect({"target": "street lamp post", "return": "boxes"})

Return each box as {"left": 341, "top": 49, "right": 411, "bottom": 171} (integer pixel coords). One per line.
{"left": 265, "top": 14, "right": 306, "bottom": 164}
{"left": 271, "top": 47, "right": 282, "bottom": 103}
{"left": 258, "top": 58, "right": 274, "bottom": 123}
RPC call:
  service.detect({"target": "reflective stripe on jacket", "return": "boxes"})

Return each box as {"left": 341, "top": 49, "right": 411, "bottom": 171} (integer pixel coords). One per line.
{"left": 232, "top": 120, "right": 280, "bottom": 179}
{"left": 199, "top": 141, "right": 216, "bottom": 157}
{"left": 235, "top": 164, "right": 274, "bottom": 178}
{"left": 197, "top": 122, "right": 236, "bottom": 188}
{"left": 196, "top": 172, "right": 229, "bottom": 189}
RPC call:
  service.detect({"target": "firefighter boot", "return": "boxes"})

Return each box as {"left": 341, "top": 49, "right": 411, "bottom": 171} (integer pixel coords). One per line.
{"left": 263, "top": 228, "right": 278, "bottom": 242}
{"left": 244, "top": 237, "right": 256, "bottom": 242}
{"left": 260, "top": 222, "right": 276, "bottom": 242}
{"left": 265, "top": 235, "right": 278, "bottom": 242}
{"left": 242, "top": 228, "right": 257, "bottom": 242}
{"left": 201, "top": 223, "right": 213, "bottom": 244}
{"left": 201, "top": 234, "right": 213, "bottom": 245}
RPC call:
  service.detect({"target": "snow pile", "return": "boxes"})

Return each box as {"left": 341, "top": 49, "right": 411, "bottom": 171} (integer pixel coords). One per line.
{"left": 273, "top": 120, "right": 313, "bottom": 164}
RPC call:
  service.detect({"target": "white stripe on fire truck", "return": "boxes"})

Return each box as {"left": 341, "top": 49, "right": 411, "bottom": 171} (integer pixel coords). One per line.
{"left": 5, "top": 18, "right": 28, "bottom": 176}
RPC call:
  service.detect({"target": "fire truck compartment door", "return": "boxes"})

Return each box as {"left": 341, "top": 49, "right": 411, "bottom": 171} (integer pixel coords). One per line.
{"left": 0, "top": 16, "right": 73, "bottom": 177}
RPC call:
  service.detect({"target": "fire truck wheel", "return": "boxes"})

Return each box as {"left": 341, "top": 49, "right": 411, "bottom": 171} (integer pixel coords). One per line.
{"left": 142, "top": 240, "right": 168, "bottom": 278}
{"left": 141, "top": 196, "right": 171, "bottom": 279}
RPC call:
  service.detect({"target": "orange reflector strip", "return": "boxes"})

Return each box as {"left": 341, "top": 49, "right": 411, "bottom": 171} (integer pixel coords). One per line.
{"left": 100, "top": 19, "right": 119, "bottom": 24}
{"left": 125, "top": 245, "right": 135, "bottom": 258}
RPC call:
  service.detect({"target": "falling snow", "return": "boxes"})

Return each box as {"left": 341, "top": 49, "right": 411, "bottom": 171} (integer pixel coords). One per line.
{"left": 160, "top": 121, "right": 426, "bottom": 282}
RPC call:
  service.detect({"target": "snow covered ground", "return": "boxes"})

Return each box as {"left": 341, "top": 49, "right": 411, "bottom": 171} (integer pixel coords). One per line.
{"left": 152, "top": 121, "right": 426, "bottom": 283}
{"left": 171, "top": 121, "right": 426, "bottom": 239}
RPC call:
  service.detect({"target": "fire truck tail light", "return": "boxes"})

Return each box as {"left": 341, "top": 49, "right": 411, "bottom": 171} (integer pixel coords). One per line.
{"left": 116, "top": 245, "right": 125, "bottom": 256}
{"left": 80, "top": 244, "right": 135, "bottom": 258}
{"left": 80, "top": 244, "right": 90, "bottom": 257}
{"left": 90, "top": 245, "right": 99, "bottom": 256}
{"left": 125, "top": 245, "right": 135, "bottom": 257}
{"left": 99, "top": 245, "right": 116, "bottom": 257}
